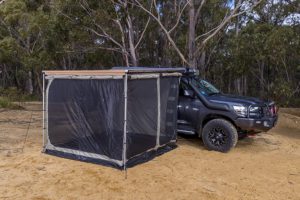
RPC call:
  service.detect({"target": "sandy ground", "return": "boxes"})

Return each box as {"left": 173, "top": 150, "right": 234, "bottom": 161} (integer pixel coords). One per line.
{"left": 0, "top": 103, "right": 299, "bottom": 200}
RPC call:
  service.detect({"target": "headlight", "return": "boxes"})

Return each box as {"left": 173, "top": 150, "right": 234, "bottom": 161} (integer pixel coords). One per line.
{"left": 233, "top": 105, "right": 248, "bottom": 117}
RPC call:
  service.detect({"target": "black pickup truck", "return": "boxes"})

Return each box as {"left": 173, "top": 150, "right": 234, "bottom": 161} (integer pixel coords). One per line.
{"left": 178, "top": 69, "right": 278, "bottom": 152}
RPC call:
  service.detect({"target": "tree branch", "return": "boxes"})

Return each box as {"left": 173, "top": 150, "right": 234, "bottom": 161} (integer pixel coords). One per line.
{"left": 61, "top": 1, "right": 126, "bottom": 52}
{"left": 196, "top": 0, "right": 262, "bottom": 49}
{"left": 132, "top": 0, "right": 189, "bottom": 65}
{"left": 135, "top": 16, "right": 150, "bottom": 49}
{"left": 168, "top": 0, "right": 190, "bottom": 34}
{"left": 195, "top": 0, "right": 206, "bottom": 23}
{"left": 232, "top": 0, "right": 264, "bottom": 18}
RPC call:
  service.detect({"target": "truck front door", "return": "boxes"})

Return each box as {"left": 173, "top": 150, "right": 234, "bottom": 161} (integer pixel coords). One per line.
{"left": 178, "top": 81, "right": 202, "bottom": 133}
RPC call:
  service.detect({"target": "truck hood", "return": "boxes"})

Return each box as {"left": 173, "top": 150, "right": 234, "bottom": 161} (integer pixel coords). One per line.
{"left": 207, "top": 93, "right": 268, "bottom": 106}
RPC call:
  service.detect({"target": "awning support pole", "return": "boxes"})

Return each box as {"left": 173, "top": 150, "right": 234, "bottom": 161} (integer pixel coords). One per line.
{"left": 43, "top": 78, "right": 54, "bottom": 152}
{"left": 122, "top": 74, "right": 128, "bottom": 177}
{"left": 42, "top": 73, "right": 45, "bottom": 151}
{"left": 156, "top": 75, "right": 161, "bottom": 149}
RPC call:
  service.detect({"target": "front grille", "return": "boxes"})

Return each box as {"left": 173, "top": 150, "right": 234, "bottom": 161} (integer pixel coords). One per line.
{"left": 249, "top": 106, "right": 264, "bottom": 118}
{"left": 262, "top": 106, "right": 269, "bottom": 116}
{"left": 248, "top": 103, "right": 277, "bottom": 119}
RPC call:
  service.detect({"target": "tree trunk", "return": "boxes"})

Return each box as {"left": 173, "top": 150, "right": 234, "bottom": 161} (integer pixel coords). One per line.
{"left": 234, "top": 78, "right": 242, "bottom": 95}
{"left": 228, "top": 72, "right": 231, "bottom": 94}
{"left": 243, "top": 75, "right": 247, "bottom": 95}
{"left": 62, "top": 57, "right": 67, "bottom": 70}
{"left": 15, "top": 66, "right": 20, "bottom": 89}
{"left": 260, "top": 62, "right": 265, "bottom": 98}
{"left": 188, "top": 0, "right": 196, "bottom": 68}
{"left": 1, "top": 64, "right": 8, "bottom": 88}
{"left": 35, "top": 70, "right": 43, "bottom": 95}
{"left": 26, "top": 71, "right": 33, "bottom": 95}
{"left": 234, "top": 0, "right": 241, "bottom": 95}
{"left": 234, "top": 0, "right": 240, "bottom": 37}
{"left": 67, "top": 54, "right": 72, "bottom": 69}
{"left": 126, "top": 14, "right": 138, "bottom": 66}
{"left": 199, "top": 51, "right": 206, "bottom": 78}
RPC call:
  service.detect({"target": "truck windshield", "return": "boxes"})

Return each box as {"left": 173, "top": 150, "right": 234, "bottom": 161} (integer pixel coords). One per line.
{"left": 190, "top": 77, "right": 220, "bottom": 96}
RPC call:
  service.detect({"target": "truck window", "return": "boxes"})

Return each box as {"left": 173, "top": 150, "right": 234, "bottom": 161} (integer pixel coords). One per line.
{"left": 190, "top": 77, "right": 220, "bottom": 96}
{"left": 179, "top": 82, "right": 190, "bottom": 96}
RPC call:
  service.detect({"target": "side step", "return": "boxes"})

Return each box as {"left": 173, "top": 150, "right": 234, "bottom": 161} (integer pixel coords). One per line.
{"left": 177, "top": 124, "right": 196, "bottom": 135}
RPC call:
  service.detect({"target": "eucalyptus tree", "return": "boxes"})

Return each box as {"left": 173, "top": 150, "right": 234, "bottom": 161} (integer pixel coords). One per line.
{"left": 132, "top": 0, "right": 263, "bottom": 68}
{"left": 0, "top": 0, "right": 53, "bottom": 94}
{"left": 55, "top": 0, "right": 151, "bottom": 66}
{"left": 209, "top": 0, "right": 300, "bottom": 103}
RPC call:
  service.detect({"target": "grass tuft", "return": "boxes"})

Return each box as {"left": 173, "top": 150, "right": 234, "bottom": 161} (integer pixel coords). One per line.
{"left": 0, "top": 97, "right": 24, "bottom": 110}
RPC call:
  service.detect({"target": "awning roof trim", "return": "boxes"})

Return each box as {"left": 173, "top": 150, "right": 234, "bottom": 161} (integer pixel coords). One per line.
{"left": 43, "top": 67, "right": 185, "bottom": 77}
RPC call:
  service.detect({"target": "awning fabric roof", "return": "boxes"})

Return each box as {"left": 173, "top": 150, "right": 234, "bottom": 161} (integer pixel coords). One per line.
{"left": 43, "top": 67, "right": 186, "bottom": 76}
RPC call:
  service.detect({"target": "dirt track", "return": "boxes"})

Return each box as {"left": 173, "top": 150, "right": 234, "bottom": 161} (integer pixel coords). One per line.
{"left": 0, "top": 103, "right": 299, "bottom": 200}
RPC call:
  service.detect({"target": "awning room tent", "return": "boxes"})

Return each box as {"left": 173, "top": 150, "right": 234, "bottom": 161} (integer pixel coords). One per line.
{"left": 42, "top": 68, "right": 183, "bottom": 169}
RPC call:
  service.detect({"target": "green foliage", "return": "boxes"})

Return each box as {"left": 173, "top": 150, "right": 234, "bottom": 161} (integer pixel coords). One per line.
{"left": 211, "top": 21, "right": 300, "bottom": 105}
{"left": 0, "top": 37, "right": 19, "bottom": 62}
{"left": 0, "top": 87, "right": 39, "bottom": 101}
{"left": 0, "top": 86, "right": 37, "bottom": 109}
{"left": 0, "top": 96, "right": 24, "bottom": 109}
{"left": 0, "top": 97, "right": 12, "bottom": 108}
{"left": 0, "top": 0, "right": 299, "bottom": 106}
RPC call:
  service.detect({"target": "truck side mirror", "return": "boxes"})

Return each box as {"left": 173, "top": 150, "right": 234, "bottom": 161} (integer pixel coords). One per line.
{"left": 183, "top": 89, "right": 195, "bottom": 98}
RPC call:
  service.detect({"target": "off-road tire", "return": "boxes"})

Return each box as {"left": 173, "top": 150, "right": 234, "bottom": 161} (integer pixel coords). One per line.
{"left": 202, "top": 119, "right": 238, "bottom": 152}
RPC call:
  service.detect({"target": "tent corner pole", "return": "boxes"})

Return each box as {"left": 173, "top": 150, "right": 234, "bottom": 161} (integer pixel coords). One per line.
{"left": 42, "top": 73, "right": 45, "bottom": 152}
{"left": 43, "top": 78, "right": 54, "bottom": 153}
{"left": 156, "top": 75, "right": 161, "bottom": 149}
{"left": 123, "top": 74, "right": 128, "bottom": 177}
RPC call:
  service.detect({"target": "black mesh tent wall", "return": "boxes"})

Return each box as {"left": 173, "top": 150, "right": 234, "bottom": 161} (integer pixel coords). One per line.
{"left": 42, "top": 68, "right": 183, "bottom": 169}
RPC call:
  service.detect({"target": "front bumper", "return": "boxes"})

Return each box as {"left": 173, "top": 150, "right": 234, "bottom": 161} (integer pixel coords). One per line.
{"left": 235, "top": 115, "right": 278, "bottom": 132}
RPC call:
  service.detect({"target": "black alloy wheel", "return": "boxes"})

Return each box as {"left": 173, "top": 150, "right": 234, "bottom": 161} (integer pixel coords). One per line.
{"left": 208, "top": 127, "right": 228, "bottom": 147}
{"left": 202, "top": 119, "right": 238, "bottom": 152}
